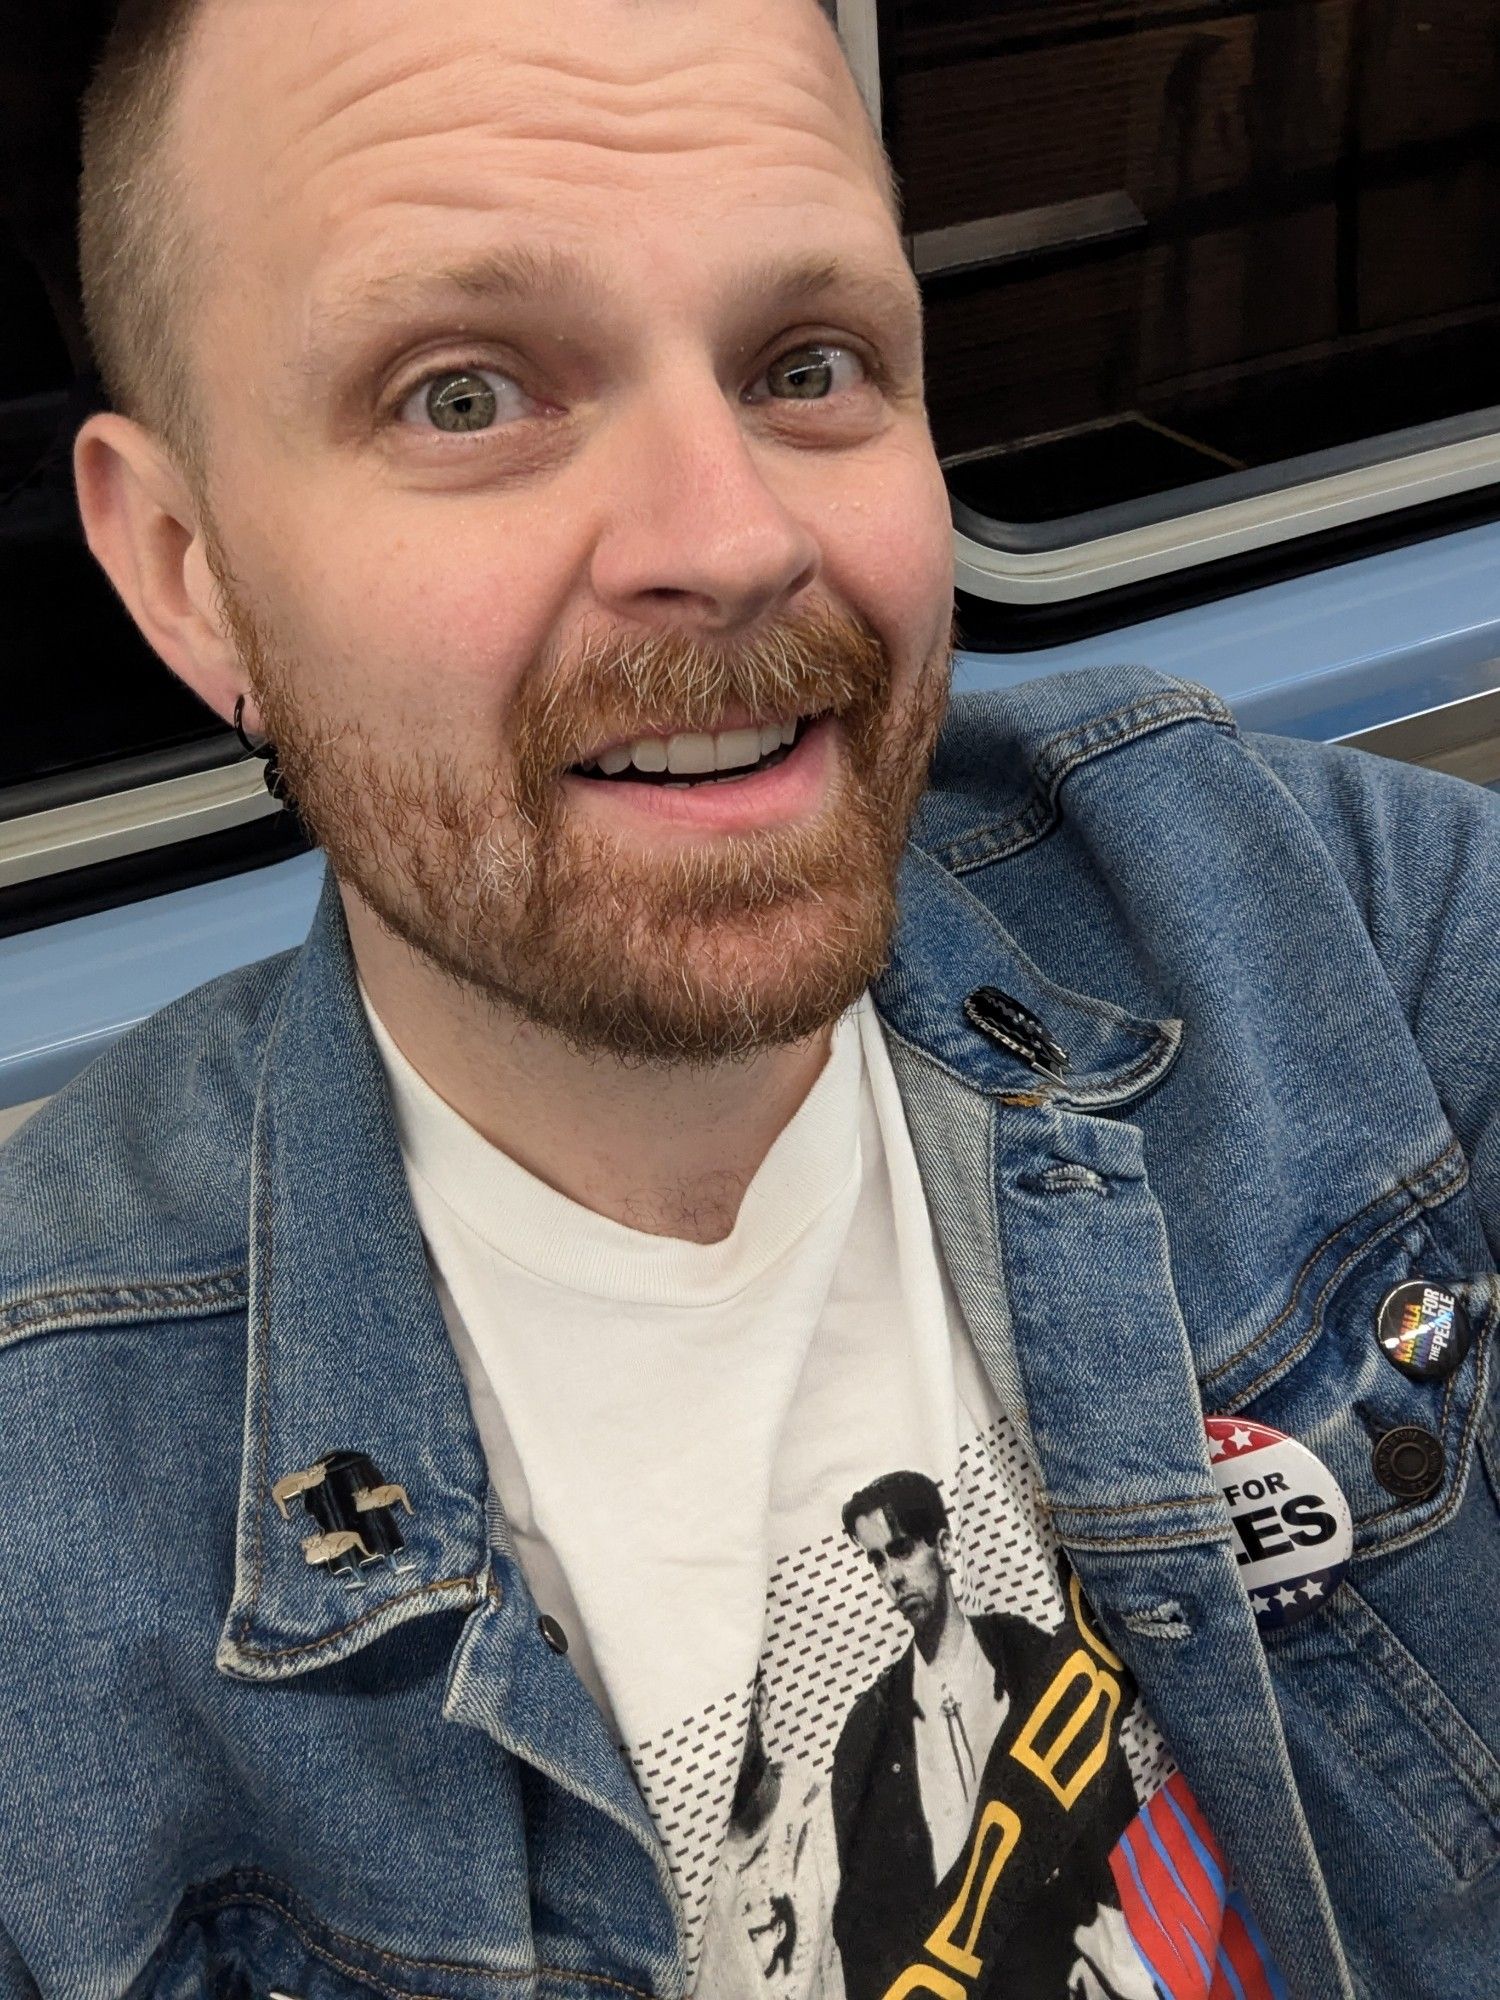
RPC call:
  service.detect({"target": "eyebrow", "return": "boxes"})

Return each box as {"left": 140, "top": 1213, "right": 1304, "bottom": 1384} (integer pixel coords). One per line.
{"left": 297, "top": 241, "right": 922, "bottom": 378}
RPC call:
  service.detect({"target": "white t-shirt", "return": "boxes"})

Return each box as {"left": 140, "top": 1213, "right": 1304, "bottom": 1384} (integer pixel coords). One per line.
{"left": 362, "top": 989, "right": 1275, "bottom": 2000}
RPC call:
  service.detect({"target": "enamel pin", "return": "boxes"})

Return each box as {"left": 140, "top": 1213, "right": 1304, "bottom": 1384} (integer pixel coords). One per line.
{"left": 272, "top": 1450, "right": 415, "bottom": 1588}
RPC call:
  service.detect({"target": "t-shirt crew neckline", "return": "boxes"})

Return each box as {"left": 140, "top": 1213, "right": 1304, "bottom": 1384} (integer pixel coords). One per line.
{"left": 357, "top": 980, "right": 868, "bottom": 1306}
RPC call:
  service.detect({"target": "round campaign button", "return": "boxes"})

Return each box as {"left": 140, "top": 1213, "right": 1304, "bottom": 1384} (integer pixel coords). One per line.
{"left": 1205, "top": 1416, "right": 1353, "bottom": 1632}
{"left": 1375, "top": 1279, "right": 1471, "bottom": 1382}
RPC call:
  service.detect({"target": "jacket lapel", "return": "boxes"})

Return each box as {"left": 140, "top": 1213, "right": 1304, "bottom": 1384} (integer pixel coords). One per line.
{"left": 874, "top": 841, "right": 1355, "bottom": 1998}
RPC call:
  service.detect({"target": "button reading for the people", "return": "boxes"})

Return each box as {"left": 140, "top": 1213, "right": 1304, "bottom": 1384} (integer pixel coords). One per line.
{"left": 1375, "top": 1279, "right": 1471, "bottom": 1382}
{"left": 1205, "top": 1415, "right": 1353, "bottom": 1632}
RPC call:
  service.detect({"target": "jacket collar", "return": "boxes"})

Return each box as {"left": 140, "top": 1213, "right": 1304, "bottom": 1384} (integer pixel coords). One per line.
{"left": 217, "top": 869, "right": 491, "bottom": 1681}
{"left": 873, "top": 841, "right": 1181, "bottom": 1110}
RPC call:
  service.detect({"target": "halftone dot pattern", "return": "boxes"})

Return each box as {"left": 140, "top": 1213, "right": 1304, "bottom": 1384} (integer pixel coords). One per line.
{"left": 629, "top": 1683, "right": 750, "bottom": 1948}
{"left": 1121, "top": 1702, "right": 1174, "bottom": 1803}
{"left": 627, "top": 1411, "right": 1174, "bottom": 1966}
{"left": 946, "top": 1412, "right": 1065, "bottom": 1632}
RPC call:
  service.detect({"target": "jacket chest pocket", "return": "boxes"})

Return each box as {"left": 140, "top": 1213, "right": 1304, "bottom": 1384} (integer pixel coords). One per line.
{"left": 1207, "top": 1173, "right": 1500, "bottom": 1900}
{"left": 142, "top": 1881, "right": 515, "bottom": 2000}
{"left": 139, "top": 1876, "right": 659, "bottom": 2000}
{"left": 1202, "top": 1152, "right": 1495, "bottom": 1560}
{"left": 147, "top": 1898, "right": 408, "bottom": 2000}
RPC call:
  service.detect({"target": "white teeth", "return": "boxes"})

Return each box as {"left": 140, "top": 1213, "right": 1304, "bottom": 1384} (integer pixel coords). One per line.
{"left": 585, "top": 717, "right": 803, "bottom": 779}
{"left": 665, "top": 732, "right": 717, "bottom": 775}
{"left": 715, "top": 727, "right": 763, "bottom": 772}
{"left": 629, "top": 737, "right": 668, "bottom": 772}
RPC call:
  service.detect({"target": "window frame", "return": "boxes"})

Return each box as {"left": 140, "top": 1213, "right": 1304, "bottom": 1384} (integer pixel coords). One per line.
{"left": 833, "top": 0, "right": 1500, "bottom": 606}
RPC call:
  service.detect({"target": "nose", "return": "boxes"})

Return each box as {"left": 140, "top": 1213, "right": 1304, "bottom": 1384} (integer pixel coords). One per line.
{"left": 587, "top": 363, "right": 820, "bottom": 636}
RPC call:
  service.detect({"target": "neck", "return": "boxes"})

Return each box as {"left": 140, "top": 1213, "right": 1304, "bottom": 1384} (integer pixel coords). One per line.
{"left": 346, "top": 894, "right": 836, "bottom": 1244}
{"left": 916, "top": 1594, "right": 963, "bottom": 1670}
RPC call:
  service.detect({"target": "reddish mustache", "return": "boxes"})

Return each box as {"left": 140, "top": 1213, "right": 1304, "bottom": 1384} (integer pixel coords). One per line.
{"left": 511, "top": 632, "right": 890, "bottom": 790}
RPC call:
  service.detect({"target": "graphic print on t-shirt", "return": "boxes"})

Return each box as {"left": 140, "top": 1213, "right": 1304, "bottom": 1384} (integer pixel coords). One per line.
{"left": 680, "top": 1432, "right": 1144, "bottom": 2000}
{"left": 826, "top": 1522, "right": 1142, "bottom": 1998}
{"left": 642, "top": 1420, "right": 1284, "bottom": 2000}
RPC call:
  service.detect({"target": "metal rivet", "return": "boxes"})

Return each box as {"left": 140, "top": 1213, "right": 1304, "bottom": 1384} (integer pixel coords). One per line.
{"left": 538, "top": 1613, "right": 569, "bottom": 1655}
{"left": 1372, "top": 1426, "right": 1445, "bottom": 1500}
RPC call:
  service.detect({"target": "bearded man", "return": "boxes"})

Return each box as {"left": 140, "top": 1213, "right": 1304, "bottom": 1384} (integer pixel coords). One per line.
{"left": 0, "top": 0, "right": 1495, "bottom": 1996}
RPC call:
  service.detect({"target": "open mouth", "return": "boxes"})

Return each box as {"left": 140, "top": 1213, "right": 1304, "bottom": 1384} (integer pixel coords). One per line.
{"left": 567, "top": 713, "right": 825, "bottom": 789}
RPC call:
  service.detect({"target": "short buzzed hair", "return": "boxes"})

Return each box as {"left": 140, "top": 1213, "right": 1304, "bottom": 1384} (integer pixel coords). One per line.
{"left": 78, "top": 0, "right": 210, "bottom": 494}
{"left": 75, "top": 0, "right": 903, "bottom": 501}
{"left": 841, "top": 1469, "right": 949, "bottom": 1546}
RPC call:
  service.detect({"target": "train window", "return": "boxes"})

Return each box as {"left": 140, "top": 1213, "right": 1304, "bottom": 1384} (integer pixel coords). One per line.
{"left": 834, "top": 0, "right": 1500, "bottom": 605}
{"left": 1, "top": 24, "right": 227, "bottom": 796}
{"left": 0, "top": 23, "right": 306, "bottom": 932}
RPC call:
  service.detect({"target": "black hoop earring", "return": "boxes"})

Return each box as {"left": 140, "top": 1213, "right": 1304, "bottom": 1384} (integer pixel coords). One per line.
{"left": 231, "top": 693, "right": 290, "bottom": 805}
{"left": 231, "top": 693, "right": 262, "bottom": 755}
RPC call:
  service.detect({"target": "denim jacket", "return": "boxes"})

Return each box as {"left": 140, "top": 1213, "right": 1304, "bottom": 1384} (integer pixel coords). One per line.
{"left": 0, "top": 666, "right": 1495, "bottom": 2000}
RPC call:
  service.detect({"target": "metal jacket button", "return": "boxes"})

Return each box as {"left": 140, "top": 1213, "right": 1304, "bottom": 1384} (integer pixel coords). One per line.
{"left": 538, "top": 1613, "right": 569, "bottom": 1654}
{"left": 963, "top": 987, "right": 1070, "bottom": 1080}
{"left": 1372, "top": 1426, "right": 1445, "bottom": 1500}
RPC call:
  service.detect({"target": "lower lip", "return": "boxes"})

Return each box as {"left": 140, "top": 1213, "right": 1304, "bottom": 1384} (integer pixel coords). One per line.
{"left": 560, "top": 716, "right": 837, "bottom": 833}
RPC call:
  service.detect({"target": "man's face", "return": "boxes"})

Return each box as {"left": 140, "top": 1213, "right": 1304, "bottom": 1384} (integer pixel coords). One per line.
{"left": 852, "top": 1507, "right": 952, "bottom": 1640}
{"left": 179, "top": 0, "right": 956, "bottom": 1062}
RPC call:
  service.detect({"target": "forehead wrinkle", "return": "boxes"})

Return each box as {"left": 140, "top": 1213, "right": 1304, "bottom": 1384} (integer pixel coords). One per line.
{"left": 289, "top": 0, "right": 848, "bottom": 121}
{"left": 257, "top": 9, "right": 883, "bottom": 237}
{"left": 279, "top": 27, "right": 856, "bottom": 186}
{"left": 312, "top": 48, "right": 754, "bottom": 141}
{"left": 287, "top": 82, "right": 872, "bottom": 220}
{"left": 183, "top": 0, "right": 876, "bottom": 223}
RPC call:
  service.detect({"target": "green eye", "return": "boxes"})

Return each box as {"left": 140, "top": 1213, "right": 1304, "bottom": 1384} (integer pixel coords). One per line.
{"left": 425, "top": 371, "right": 501, "bottom": 432}
{"left": 767, "top": 346, "right": 839, "bottom": 399}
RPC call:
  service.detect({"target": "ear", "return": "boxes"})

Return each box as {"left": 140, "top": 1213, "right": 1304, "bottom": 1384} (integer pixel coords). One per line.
{"left": 72, "top": 411, "right": 259, "bottom": 733}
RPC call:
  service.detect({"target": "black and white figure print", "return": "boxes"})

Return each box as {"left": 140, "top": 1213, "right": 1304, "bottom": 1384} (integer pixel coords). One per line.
{"left": 828, "top": 1471, "right": 1155, "bottom": 2000}
{"left": 682, "top": 1429, "right": 1174, "bottom": 2000}
{"left": 697, "top": 1673, "right": 844, "bottom": 2000}
{"left": 834, "top": 1470, "right": 1019, "bottom": 1888}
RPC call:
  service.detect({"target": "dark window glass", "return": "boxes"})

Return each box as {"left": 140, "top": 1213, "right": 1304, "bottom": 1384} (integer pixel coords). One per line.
{"left": 882, "top": 0, "right": 1500, "bottom": 539}
{"left": 1, "top": 29, "right": 227, "bottom": 814}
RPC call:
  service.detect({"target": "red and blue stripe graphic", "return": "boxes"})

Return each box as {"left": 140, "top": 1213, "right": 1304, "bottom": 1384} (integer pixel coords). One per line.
{"left": 1108, "top": 1773, "right": 1287, "bottom": 2000}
